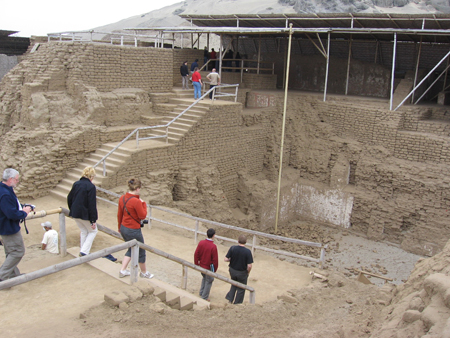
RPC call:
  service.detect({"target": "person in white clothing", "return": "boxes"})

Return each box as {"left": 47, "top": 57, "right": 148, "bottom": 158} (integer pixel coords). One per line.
{"left": 41, "top": 221, "right": 59, "bottom": 254}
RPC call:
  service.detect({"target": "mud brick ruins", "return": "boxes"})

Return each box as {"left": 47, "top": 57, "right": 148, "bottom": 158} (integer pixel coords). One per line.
{"left": 2, "top": 13, "right": 450, "bottom": 260}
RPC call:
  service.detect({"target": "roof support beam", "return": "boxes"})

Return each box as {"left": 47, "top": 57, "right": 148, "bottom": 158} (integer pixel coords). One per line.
{"left": 394, "top": 50, "right": 450, "bottom": 110}
{"left": 305, "top": 33, "right": 327, "bottom": 58}
{"left": 390, "top": 33, "right": 397, "bottom": 111}
{"left": 324, "top": 31, "right": 331, "bottom": 102}
{"left": 345, "top": 36, "right": 353, "bottom": 95}
{"left": 412, "top": 37, "right": 423, "bottom": 103}
{"left": 275, "top": 23, "right": 294, "bottom": 234}
{"left": 414, "top": 63, "right": 450, "bottom": 104}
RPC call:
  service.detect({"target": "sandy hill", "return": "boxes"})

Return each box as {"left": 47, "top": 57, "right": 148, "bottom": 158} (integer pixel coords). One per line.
{"left": 92, "top": 0, "right": 442, "bottom": 34}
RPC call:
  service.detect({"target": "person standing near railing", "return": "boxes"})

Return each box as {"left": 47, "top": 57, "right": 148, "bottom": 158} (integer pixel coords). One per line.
{"left": 194, "top": 228, "right": 218, "bottom": 301}
{"left": 180, "top": 61, "right": 190, "bottom": 90}
{"left": 192, "top": 67, "right": 202, "bottom": 100}
{"left": 206, "top": 68, "right": 220, "bottom": 100}
{"left": 118, "top": 178, "right": 154, "bottom": 279}
{"left": 224, "top": 234, "right": 253, "bottom": 304}
{"left": 190, "top": 59, "right": 198, "bottom": 74}
{"left": 0, "top": 168, "right": 33, "bottom": 282}
{"left": 67, "top": 167, "right": 99, "bottom": 257}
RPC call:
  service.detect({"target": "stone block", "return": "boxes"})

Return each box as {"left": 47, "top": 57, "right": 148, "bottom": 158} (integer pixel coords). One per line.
{"left": 104, "top": 291, "right": 129, "bottom": 306}
{"left": 134, "top": 281, "right": 155, "bottom": 295}
{"left": 122, "top": 286, "right": 143, "bottom": 302}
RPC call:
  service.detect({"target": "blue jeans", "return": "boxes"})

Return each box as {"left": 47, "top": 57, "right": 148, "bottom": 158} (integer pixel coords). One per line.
{"left": 193, "top": 81, "right": 201, "bottom": 99}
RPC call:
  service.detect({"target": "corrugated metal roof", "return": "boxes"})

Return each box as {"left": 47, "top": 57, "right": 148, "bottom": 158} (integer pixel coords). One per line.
{"left": 175, "top": 13, "right": 450, "bottom": 43}
{"left": 0, "top": 30, "right": 19, "bottom": 37}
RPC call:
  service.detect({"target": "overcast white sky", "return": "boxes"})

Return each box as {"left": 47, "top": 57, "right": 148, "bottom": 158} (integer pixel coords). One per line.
{"left": 1, "top": 1, "right": 181, "bottom": 37}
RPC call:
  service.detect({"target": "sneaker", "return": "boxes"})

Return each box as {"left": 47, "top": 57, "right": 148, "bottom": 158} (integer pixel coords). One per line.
{"left": 103, "top": 254, "right": 117, "bottom": 262}
{"left": 139, "top": 271, "right": 154, "bottom": 279}
{"left": 79, "top": 252, "right": 86, "bottom": 257}
{"left": 119, "top": 270, "right": 130, "bottom": 278}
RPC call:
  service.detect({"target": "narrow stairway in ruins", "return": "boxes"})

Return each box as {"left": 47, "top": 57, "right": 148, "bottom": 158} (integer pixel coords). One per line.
{"left": 50, "top": 90, "right": 211, "bottom": 200}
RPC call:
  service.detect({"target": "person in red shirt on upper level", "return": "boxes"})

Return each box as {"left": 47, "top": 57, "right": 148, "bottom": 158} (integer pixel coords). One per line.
{"left": 194, "top": 228, "right": 218, "bottom": 301}
{"left": 117, "top": 178, "right": 154, "bottom": 279}
{"left": 191, "top": 67, "right": 203, "bottom": 100}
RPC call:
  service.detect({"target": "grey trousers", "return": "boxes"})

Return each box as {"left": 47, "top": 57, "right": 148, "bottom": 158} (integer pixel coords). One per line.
{"left": 0, "top": 231, "right": 25, "bottom": 280}
{"left": 199, "top": 273, "right": 214, "bottom": 300}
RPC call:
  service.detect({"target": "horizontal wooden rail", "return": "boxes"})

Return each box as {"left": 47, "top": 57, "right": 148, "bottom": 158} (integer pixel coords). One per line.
{"left": 0, "top": 240, "right": 137, "bottom": 290}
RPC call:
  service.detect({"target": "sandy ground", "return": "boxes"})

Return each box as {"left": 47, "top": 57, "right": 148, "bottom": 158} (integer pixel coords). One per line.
{"left": 0, "top": 194, "right": 423, "bottom": 337}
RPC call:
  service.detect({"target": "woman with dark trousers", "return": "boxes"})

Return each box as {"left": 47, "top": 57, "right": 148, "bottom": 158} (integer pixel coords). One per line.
{"left": 118, "top": 178, "right": 154, "bottom": 279}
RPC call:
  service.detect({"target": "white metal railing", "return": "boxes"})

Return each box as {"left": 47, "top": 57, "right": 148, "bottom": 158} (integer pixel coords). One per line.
{"left": 47, "top": 30, "right": 172, "bottom": 48}
{"left": 94, "top": 189, "right": 327, "bottom": 266}
{"left": 92, "top": 84, "right": 239, "bottom": 177}
{"left": 202, "top": 82, "right": 239, "bottom": 101}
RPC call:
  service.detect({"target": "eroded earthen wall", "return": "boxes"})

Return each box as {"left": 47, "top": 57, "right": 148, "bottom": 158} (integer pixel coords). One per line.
{"left": 247, "top": 91, "right": 450, "bottom": 256}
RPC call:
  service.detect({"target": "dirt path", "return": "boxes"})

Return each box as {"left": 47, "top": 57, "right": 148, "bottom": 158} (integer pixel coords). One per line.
{"left": 0, "top": 195, "right": 314, "bottom": 337}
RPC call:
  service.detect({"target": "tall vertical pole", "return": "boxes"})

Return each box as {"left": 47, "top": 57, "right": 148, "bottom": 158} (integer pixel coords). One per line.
{"left": 390, "top": 33, "right": 398, "bottom": 111}
{"left": 219, "top": 34, "right": 223, "bottom": 77}
{"left": 412, "top": 37, "right": 423, "bottom": 103}
{"left": 323, "top": 31, "right": 331, "bottom": 102}
{"left": 257, "top": 36, "right": 261, "bottom": 74}
{"left": 275, "top": 24, "right": 293, "bottom": 233}
{"left": 345, "top": 36, "right": 352, "bottom": 95}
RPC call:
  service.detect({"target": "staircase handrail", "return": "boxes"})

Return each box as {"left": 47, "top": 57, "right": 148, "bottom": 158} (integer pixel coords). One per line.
{"left": 92, "top": 83, "right": 239, "bottom": 176}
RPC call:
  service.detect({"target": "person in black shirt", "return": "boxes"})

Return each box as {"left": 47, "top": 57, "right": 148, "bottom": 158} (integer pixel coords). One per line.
{"left": 224, "top": 234, "right": 253, "bottom": 304}
{"left": 180, "top": 61, "right": 190, "bottom": 90}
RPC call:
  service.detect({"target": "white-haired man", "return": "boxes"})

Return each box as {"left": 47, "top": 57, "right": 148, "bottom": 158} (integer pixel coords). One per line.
{"left": 0, "top": 168, "right": 32, "bottom": 281}
{"left": 41, "top": 221, "right": 59, "bottom": 254}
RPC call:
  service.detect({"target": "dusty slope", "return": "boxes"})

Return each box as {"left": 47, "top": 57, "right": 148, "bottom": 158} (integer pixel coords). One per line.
{"left": 0, "top": 194, "right": 431, "bottom": 338}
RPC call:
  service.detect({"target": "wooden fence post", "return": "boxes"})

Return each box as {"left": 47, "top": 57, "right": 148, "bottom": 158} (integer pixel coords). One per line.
{"left": 130, "top": 244, "right": 139, "bottom": 284}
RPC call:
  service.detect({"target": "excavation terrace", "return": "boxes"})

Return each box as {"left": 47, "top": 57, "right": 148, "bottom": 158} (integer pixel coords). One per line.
{"left": 1, "top": 12, "right": 450, "bottom": 337}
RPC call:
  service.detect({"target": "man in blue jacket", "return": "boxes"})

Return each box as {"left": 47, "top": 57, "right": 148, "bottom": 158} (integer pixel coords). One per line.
{"left": 0, "top": 168, "right": 32, "bottom": 281}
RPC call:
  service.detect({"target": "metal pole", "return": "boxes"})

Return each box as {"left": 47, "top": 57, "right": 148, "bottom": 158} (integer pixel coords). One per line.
{"left": 323, "top": 31, "right": 331, "bottom": 102}
{"left": 390, "top": 33, "right": 397, "bottom": 111}
{"left": 444, "top": 56, "right": 450, "bottom": 91}
{"left": 59, "top": 212, "right": 67, "bottom": 257}
{"left": 345, "top": 36, "right": 352, "bottom": 95}
{"left": 414, "top": 63, "right": 450, "bottom": 104}
{"left": 275, "top": 23, "right": 293, "bottom": 233}
{"left": 412, "top": 37, "right": 423, "bottom": 103}
{"left": 257, "top": 37, "right": 261, "bottom": 75}
{"left": 219, "top": 34, "right": 223, "bottom": 77}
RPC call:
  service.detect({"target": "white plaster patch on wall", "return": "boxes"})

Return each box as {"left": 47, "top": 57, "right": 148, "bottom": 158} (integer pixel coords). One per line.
{"left": 296, "top": 184, "right": 353, "bottom": 228}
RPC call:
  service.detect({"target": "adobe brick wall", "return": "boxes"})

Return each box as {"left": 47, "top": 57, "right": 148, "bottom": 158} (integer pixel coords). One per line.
{"left": 172, "top": 49, "right": 205, "bottom": 87}
{"left": 246, "top": 90, "right": 450, "bottom": 256}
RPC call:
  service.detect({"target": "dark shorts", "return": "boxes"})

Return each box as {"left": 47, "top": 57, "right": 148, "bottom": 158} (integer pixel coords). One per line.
{"left": 120, "top": 225, "right": 146, "bottom": 263}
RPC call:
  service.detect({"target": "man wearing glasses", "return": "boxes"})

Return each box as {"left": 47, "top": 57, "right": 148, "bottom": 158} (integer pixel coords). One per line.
{"left": 0, "top": 168, "right": 32, "bottom": 281}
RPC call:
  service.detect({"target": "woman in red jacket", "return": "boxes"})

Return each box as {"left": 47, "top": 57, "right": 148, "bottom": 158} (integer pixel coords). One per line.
{"left": 117, "top": 178, "right": 154, "bottom": 279}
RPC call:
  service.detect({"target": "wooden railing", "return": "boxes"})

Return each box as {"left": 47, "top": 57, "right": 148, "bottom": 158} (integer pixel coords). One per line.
{"left": 0, "top": 207, "right": 255, "bottom": 302}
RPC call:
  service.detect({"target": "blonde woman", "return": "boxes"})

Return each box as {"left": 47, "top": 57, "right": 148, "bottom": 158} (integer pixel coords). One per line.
{"left": 117, "top": 178, "right": 154, "bottom": 279}
{"left": 67, "top": 166, "right": 98, "bottom": 257}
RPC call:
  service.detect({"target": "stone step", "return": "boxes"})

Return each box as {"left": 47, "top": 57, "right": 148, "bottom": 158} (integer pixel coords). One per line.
{"left": 66, "top": 247, "right": 208, "bottom": 310}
